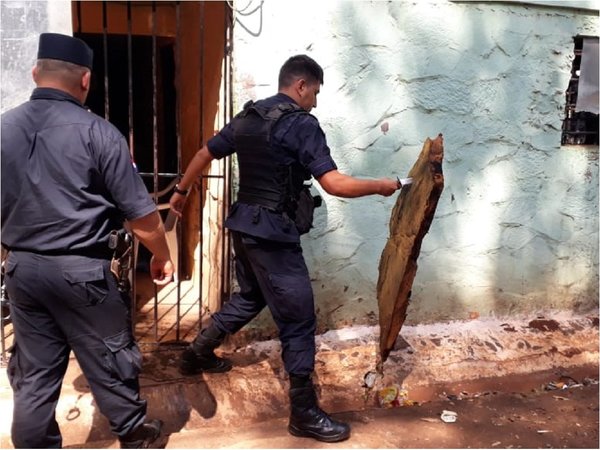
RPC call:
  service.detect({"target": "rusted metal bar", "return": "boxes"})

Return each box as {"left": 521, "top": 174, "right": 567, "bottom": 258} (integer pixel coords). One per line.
{"left": 124, "top": 0, "right": 139, "bottom": 331}
{"left": 151, "top": 0, "right": 159, "bottom": 343}
{"left": 76, "top": 1, "right": 82, "bottom": 34}
{"left": 175, "top": 0, "right": 182, "bottom": 342}
{"left": 151, "top": 3, "right": 159, "bottom": 207}
{"left": 102, "top": 1, "right": 109, "bottom": 120}
{"left": 198, "top": 1, "right": 205, "bottom": 328}
{"left": 127, "top": 2, "right": 134, "bottom": 160}
{"left": 221, "top": 7, "right": 234, "bottom": 304}
{"left": 138, "top": 171, "right": 182, "bottom": 178}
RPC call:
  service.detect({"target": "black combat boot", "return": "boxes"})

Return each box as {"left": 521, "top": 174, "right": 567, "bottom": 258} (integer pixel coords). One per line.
{"left": 179, "top": 325, "right": 232, "bottom": 375}
{"left": 288, "top": 375, "right": 351, "bottom": 443}
{"left": 119, "top": 419, "right": 167, "bottom": 449}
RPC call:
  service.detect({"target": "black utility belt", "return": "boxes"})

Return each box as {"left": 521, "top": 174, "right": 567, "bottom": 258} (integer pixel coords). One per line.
{"left": 236, "top": 192, "right": 284, "bottom": 212}
{"left": 9, "top": 247, "right": 113, "bottom": 260}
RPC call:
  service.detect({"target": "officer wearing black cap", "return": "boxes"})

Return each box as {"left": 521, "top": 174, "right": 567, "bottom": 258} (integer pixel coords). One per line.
{"left": 1, "top": 33, "right": 174, "bottom": 448}
{"left": 170, "top": 54, "right": 400, "bottom": 443}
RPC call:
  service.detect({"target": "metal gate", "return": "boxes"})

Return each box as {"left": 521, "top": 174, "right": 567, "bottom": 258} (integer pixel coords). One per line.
{"left": 73, "top": 0, "right": 234, "bottom": 347}
{"left": 0, "top": 1, "right": 235, "bottom": 364}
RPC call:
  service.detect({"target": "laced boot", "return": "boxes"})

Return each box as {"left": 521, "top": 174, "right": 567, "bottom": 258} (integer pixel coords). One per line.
{"left": 287, "top": 375, "right": 350, "bottom": 443}
{"left": 119, "top": 419, "right": 168, "bottom": 449}
{"left": 179, "top": 325, "right": 232, "bottom": 375}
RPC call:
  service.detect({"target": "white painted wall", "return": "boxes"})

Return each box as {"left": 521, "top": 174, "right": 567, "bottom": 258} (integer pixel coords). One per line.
{"left": 0, "top": 0, "right": 72, "bottom": 113}
{"left": 232, "top": 0, "right": 599, "bottom": 327}
{"left": 1, "top": 0, "right": 596, "bottom": 329}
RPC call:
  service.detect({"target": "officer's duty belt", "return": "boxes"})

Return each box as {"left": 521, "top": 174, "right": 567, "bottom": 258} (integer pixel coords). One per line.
{"left": 8, "top": 247, "right": 113, "bottom": 260}
{"left": 237, "top": 192, "right": 283, "bottom": 212}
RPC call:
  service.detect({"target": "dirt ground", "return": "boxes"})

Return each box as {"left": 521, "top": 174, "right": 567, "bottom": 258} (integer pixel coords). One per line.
{"left": 62, "top": 364, "right": 598, "bottom": 449}
{"left": 2, "top": 292, "right": 597, "bottom": 449}
{"left": 338, "top": 366, "right": 600, "bottom": 449}
{"left": 160, "top": 365, "right": 599, "bottom": 449}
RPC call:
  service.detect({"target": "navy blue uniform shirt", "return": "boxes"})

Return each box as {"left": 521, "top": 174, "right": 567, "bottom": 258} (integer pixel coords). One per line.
{"left": 1, "top": 87, "right": 156, "bottom": 254}
{"left": 208, "top": 93, "right": 337, "bottom": 243}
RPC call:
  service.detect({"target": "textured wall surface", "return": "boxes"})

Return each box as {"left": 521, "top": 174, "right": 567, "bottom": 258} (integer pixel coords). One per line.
{"left": 1, "top": 0, "right": 597, "bottom": 331}
{"left": 0, "top": 0, "right": 72, "bottom": 113}
{"left": 232, "top": 0, "right": 599, "bottom": 329}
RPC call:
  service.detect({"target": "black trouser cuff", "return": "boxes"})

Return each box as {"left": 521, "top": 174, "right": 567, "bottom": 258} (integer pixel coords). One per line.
{"left": 200, "top": 323, "right": 226, "bottom": 341}
{"left": 289, "top": 374, "right": 312, "bottom": 389}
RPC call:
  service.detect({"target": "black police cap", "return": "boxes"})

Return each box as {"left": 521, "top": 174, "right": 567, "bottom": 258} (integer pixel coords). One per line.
{"left": 37, "top": 33, "right": 93, "bottom": 69}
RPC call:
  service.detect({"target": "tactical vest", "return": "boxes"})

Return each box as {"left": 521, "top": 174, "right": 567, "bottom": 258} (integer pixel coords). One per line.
{"left": 234, "top": 101, "right": 311, "bottom": 216}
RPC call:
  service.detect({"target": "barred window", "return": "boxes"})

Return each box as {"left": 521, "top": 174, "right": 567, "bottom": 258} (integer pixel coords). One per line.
{"left": 562, "top": 36, "right": 599, "bottom": 146}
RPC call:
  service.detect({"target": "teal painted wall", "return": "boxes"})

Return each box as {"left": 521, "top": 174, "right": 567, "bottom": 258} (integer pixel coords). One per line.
{"left": 232, "top": 0, "right": 599, "bottom": 332}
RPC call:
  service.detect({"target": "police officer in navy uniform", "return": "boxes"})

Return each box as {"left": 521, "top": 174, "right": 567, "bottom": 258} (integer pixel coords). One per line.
{"left": 1, "top": 33, "right": 174, "bottom": 448}
{"left": 170, "top": 55, "right": 400, "bottom": 443}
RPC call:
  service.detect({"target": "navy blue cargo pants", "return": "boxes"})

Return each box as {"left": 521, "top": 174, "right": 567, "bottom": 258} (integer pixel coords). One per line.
{"left": 4, "top": 251, "right": 146, "bottom": 448}
{"left": 212, "top": 231, "right": 316, "bottom": 376}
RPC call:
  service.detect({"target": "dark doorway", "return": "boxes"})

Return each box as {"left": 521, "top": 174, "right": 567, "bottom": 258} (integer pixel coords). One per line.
{"left": 71, "top": 0, "right": 233, "bottom": 346}
{"left": 76, "top": 33, "right": 178, "bottom": 271}
{"left": 76, "top": 33, "right": 178, "bottom": 194}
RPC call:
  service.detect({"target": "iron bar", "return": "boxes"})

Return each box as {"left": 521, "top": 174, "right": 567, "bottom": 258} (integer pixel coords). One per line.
{"left": 127, "top": 2, "right": 134, "bottom": 160}
{"left": 226, "top": 6, "right": 234, "bottom": 301}
{"left": 198, "top": 1, "right": 206, "bottom": 330}
{"left": 138, "top": 172, "right": 180, "bottom": 178}
{"left": 221, "top": 6, "right": 233, "bottom": 304}
{"left": 76, "top": 1, "right": 82, "bottom": 34}
{"left": 175, "top": 0, "right": 182, "bottom": 342}
{"left": 151, "top": 0, "right": 159, "bottom": 343}
{"left": 102, "top": 1, "right": 110, "bottom": 120}
{"left": 126, "top": 0, "right": 138, "bottom": 332}
{"left": 151, "top": 2, "right": 159, "bottom": 208}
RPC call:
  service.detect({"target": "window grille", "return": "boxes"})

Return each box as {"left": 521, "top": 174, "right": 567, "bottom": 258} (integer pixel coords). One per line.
{"left": 562, "top": 36, "right": 599, "bottom": 146}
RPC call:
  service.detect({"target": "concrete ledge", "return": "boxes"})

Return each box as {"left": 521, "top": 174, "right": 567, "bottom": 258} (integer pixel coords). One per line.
{"left": 0, "top": 312, "right": 597, "bottom": 447}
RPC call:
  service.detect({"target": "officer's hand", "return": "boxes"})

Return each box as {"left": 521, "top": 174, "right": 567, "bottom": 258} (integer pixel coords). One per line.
{"left": 150, "top": 256, "right": 175, "bottom": 285}
{"left": 379, "top": 178, "right": 402, "bottom": 197}
{"left": 170, "top": 193, "right": 186, "bottom": 218}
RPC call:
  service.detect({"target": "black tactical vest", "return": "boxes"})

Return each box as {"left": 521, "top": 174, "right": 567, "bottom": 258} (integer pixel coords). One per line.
{"left": 234, "top": 101, "right": 311, "bottom": 215}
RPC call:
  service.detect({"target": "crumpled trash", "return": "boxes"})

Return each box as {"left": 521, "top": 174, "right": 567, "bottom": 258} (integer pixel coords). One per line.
{"left": 544, "top": 376, "right": 582, "bottom": 391}
{"left": 440, "top": 409, "right": 457, "bottom": 423}
{"left": 378, "top": 385, "right": 417, "bottom": 408}
{"left": 363, "top": 371, "right": 378, "bottom": 389}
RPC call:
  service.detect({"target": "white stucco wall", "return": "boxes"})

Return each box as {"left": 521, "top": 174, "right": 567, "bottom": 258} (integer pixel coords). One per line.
{"left": 1, "top": 0, "right": 597, "bottom": 330}
{"left": 232, "top": 0, "right": 599, "bottom": 327}
{"left": 0, "top": 0, "right": 72, "bottom": 113}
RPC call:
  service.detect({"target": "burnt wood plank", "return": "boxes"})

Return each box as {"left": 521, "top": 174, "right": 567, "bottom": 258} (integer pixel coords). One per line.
{"left": 376, "top": 134, "right": 444, "bottom": 369}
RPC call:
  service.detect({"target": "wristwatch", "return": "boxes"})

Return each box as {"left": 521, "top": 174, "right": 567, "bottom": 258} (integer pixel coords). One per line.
{"left": 174, "top": 184, "right": 188, "bottom": 195}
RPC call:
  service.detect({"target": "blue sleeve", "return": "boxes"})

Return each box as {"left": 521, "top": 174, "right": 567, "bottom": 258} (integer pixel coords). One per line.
{"left": 207, "top": 121, "right": 236, "bottom": 159}
{"left": 279, "top": 114, "right": 337, "bottom": 178}
{"left": 92, "top": 122, "right": 156, "bottom": 221}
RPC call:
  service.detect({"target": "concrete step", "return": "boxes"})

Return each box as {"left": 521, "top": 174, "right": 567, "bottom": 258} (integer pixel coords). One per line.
{"left": 1, "top": 313, "right": 598, "bottom": 448}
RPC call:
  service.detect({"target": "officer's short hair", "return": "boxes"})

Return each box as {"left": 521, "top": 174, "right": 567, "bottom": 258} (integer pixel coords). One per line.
{"left": 278, "top": 55, "right": 324, "bottom": 89}
{"left": 36, "top": 59, "right": 89, "bottom": 89}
